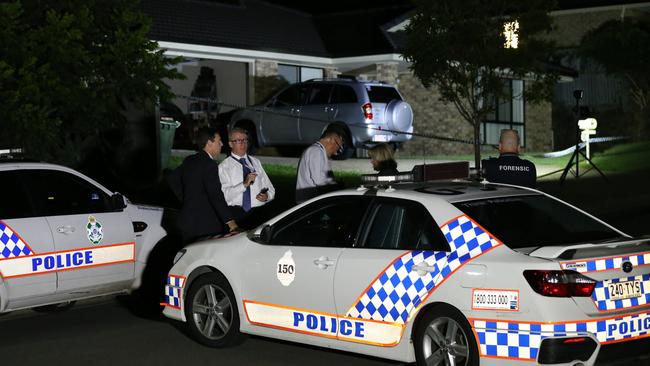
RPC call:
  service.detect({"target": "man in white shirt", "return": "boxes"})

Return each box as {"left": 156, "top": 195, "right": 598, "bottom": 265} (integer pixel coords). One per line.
{"left": 295, "top": 129, "right": 344, "bottom": 203}
{"left": 219, "top": 127, "right": 275, "bottom": 227}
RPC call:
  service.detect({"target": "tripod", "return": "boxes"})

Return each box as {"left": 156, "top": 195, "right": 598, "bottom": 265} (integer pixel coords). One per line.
{"left": 559, "top": 91, "right": 607, "bottom": 184}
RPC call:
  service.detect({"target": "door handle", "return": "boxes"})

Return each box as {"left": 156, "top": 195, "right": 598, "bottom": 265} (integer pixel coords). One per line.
{"left": 313, "top": 256, "right": 336, "bottom": 269}
{"left": 56, "top": 225, "right": 76, "bottom": 234}
{"left": 411, "top": 262, "right": 436, "bottom": 276}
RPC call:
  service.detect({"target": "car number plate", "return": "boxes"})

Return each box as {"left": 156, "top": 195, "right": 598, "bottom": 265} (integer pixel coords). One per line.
{"left": 372, "top": 135, "right": 390, "bottom": 142}
{"left": 608, "top": 280, "right": 642, "bottom": 301}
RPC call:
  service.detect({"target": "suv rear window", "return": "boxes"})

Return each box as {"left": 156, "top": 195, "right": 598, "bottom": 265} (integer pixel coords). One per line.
{"left": 366, "top": 86, "right": 402, "bottom": 103}
{"left": 453, "top": 195, "right": 620, "bottom": 249}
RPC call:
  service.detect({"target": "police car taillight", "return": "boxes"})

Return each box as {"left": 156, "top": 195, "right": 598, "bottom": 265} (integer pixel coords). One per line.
{"left": 362, "top": 102, "right": 373, "bottom": 121}
{"left": 523, "top": 270, "right": 596, "bottom": 297}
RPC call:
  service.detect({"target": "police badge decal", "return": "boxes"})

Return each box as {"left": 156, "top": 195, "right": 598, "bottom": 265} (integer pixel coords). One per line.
{"left": 87, "top": 216, "right": 103, "bottom": 245}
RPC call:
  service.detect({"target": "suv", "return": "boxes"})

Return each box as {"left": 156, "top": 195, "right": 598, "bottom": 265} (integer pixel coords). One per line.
{"left": 0, "top": 161, "right": 167, "bottom": 313}
{"left": 230, "top": 77, "right": 414, "bottom": 159}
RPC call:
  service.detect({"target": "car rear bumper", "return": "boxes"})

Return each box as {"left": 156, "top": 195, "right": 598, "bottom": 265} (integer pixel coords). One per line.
{"left": 471, "top": 309, "right": 650, "bottom": 364}
{"left": 350, "top": 124, "right": 413, "bottom": 146}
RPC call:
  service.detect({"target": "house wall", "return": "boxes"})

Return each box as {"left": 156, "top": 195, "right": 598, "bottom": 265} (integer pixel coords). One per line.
{"left": 376, "top": 65, "right": 552, "bottom": 155}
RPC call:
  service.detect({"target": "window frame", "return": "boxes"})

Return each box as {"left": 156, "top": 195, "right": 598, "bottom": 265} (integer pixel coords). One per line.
{"left": 278, "top": 64, "right": 324, "bottom": 84}
{"left": 20, "top": 169, "right": 112, "bottom": 217}
{"left": 481, "top": 79, "right": 526, "bottom": 147}
{"left": 357, "top": 197, "right": 451, "bottom": 252}
{"left": 267, "top": 195, "right": 371, "bottom": 248}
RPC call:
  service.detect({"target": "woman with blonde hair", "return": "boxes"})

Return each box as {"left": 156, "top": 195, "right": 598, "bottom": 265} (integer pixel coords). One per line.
{"left": 368, "top": 143, "right": 399, "bottom": 176}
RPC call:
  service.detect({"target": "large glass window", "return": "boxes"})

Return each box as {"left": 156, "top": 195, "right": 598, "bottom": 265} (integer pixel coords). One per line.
{"left": 453, "top": 195, "right": 621, "bottom": 249}
{"left": 482, "top": 79, "right": 525, "bottom": 145}
{"left": 270, "top": 196, "right": 370, "bottom": 247}
{"left": 361, "top": 198, "right": 450, "bottom": 251}
{"left": 0, "top": 171, "right": 33, "bottom": 219}
{"left": 22, "top": 170, "right": 110, "bottom": 217}
{"left": 278, "top": 64, "right": 323, "bottom": 84}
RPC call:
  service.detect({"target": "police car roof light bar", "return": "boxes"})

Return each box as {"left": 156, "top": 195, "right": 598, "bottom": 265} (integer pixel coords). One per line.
{"left": 360, "top": 161, "right": 470, "bottom": 186}
{"left": 411, "top": 161, "right": 469, "bottom": 182}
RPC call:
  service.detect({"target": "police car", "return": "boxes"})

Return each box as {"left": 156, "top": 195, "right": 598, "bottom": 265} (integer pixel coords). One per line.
{"left": 0, "top": 161, "right": 167, "bottom": 313}
{"left": 163, "top": 163, "right": 650, "bottom": 366}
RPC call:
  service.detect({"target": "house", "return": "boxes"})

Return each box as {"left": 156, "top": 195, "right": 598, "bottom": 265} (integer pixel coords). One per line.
{"left": 142, "top": 0, "right": 649, "bottom": 154}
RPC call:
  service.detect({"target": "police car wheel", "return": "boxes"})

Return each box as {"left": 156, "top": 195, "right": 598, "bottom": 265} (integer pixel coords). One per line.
{"left": 414, "top": 305, "right": 478, "bottom": 366}
{"left": 185, "top": 273, "right": 242, "bottom": 347}
{"left": 33, "top": 301, "right": 76, "bottom": 313}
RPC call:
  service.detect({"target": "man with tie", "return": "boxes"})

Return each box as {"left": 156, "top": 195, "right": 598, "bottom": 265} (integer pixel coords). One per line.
{"left": 218, "top": 127, "right": 275, "bottom": 228}
{"left": 168, "top": 127, "right": 238, "bottom": 243}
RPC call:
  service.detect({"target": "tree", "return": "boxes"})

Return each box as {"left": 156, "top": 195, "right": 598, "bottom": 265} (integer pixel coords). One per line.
{"left": 402, "top": 0, "right": 558, "bottom": 171}
{"left": 580, "top": 15, "right": 650, "bottom": 138}
{"left": 0, "top": 0, "right": 182, "bottom": 163}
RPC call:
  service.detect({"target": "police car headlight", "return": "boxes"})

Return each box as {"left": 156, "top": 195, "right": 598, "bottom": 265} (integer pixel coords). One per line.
{"left": 173, "top": 249, "right": 186, "bottom": 265}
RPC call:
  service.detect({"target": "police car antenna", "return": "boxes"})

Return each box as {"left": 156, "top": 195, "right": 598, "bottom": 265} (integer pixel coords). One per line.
{"left": 559, "top": 90, "right": 607, "bottom": 184}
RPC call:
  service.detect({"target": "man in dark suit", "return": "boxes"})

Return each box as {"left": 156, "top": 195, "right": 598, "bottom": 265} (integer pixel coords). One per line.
{"left": 169, "top": 127, "right": 238, "bottom": 243}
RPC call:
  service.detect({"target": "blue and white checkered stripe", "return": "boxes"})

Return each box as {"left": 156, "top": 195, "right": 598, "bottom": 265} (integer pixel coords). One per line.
{"left": 346, "top": 215, "right": 501, "bottom": 324}
{"left": 0, "top": 221, "right": 32, "bottom": 259}
{"left": 473, "top": 311, "right": 650, "bottom": 360}
{"left": 592, "top": 274, "right": 650, "bottom": 311}
{"left": 164, "top": 275, "right": 185, "bottom": 308}
{"left": 561, "top": 252, "right": 650, "bottom": 273}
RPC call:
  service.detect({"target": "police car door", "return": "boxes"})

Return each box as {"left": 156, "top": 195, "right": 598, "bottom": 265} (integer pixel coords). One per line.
{"left": 241, "top": 196, "right": 370, "bottom": 345}
{"left": 0, "top": 169, "right": 56, "bottom": 310}
{"left": 23, "top": 169, "right": 135, "bottom": 294}
{"left": 334, "top": 197, "right": 451, "bottom": 348}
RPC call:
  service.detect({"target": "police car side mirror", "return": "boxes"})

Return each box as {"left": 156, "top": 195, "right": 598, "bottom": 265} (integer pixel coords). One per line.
{"left": 110, "top": 193, "right": 127, "bottom": 211}
{"left": 259, "top": 224, "right": 273, "bottom": 244}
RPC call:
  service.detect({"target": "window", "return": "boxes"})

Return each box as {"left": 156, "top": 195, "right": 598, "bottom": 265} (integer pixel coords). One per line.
{"left": 331, "top": 85, "right": 358, "bottom": 103}
{"left": 278, "top": 64, "right": 323, "bottom": 84}
{"left": 22, "top": 170, "right": 111, "bottom": 217}
{"left": 270, "top": 196, "right": 370, "bottom": 247}
{"left": 306, "top": 84, "right": 333, "bottom": 105}
{"left": 453, "top": 195, "right": 621, "bottom": 249}
{"left": 275, "top": 84, "right": 309, "bottom": 106}
{"left": 0, "top": 171, "right": 33, "bottom": 219}
{"left": 361, "top": 198, "right": 450, "bottom": 251}
{"left": 482, "top": 79, "right": 525, "bottom": 145}
{"left": 366, "top": 86, "right": 402, "bottom": 103}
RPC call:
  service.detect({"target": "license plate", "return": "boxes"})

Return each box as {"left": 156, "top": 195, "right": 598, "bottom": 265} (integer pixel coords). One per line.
{"left": 372, "top": 135, "right": 390, "bottom": 142}
{"left": 608, "top": 280, "right": 642, "bottom": 301}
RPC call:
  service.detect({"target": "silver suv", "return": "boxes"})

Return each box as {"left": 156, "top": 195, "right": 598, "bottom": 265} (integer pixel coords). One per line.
{"left": 230, "top": 77, "right": 413, "bottom": 158}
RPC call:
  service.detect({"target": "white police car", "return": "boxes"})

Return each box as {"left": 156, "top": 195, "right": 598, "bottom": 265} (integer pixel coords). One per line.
{"left": 0, "top": 161, "right": 167, "bottom": 313}
{"left": 163, "top": 164, "right": 649, "bottom": 365}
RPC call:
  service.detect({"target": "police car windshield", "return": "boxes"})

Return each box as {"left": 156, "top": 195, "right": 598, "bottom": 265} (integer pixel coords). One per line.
{"left": 453, "top": 195, "right": 620, "bottom": 249}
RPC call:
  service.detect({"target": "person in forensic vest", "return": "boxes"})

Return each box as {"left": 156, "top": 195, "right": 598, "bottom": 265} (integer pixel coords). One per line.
{"left": 482, "top": 129, "right": 537, "bottom": 188}
{"left": 218, "top": 127, "right": 275, "bottom": 229}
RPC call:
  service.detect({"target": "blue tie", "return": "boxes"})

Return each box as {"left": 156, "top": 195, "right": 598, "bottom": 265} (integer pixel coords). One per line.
{"left": 240, "top": 158, "right": 251, "bottom": 212}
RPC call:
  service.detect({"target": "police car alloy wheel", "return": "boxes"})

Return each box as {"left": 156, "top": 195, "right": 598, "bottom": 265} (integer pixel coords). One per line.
{"left": 414, "top": 305, "right": 478, "bottom": 366}
{"left": 185, "top": 273, "right": 242, "bottom": 347}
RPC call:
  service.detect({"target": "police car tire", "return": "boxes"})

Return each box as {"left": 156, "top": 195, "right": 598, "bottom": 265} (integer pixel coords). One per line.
{"left": 184, "top": 273, "right": 243, "bottom": 348}
{"left": 413, "top": 304, "right": 478, "bottom": 366}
